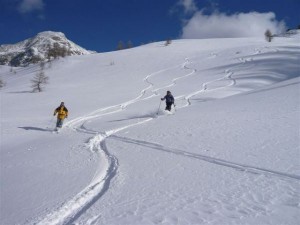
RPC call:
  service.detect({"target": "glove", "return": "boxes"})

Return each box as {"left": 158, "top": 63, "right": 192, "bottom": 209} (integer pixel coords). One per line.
{"left": 161, "top": 98, "right": 163, "bottom": 100}
{"left": 53, "top": 114, "right": 56, "bottom": 116}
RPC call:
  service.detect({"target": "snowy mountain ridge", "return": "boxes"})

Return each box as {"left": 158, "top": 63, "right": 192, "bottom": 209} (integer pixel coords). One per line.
{"left": 0, "top": 31, "right": 93, "bottom": 67}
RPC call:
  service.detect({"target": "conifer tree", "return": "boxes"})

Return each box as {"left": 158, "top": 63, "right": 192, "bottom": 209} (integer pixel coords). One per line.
{"left": 0, "top": 78, "right": 5, "bottom": 89}
{"left": 127, "top": 40, "right": 133, "bottom": 49}
{"left": 265, "top": 29, "right": 273, "bottom": 42}
{"left": 117, "top": 41, "right": 124, "bottom": 50}
{"left": 31, "top": 62, "right": 49, "bottom": 92}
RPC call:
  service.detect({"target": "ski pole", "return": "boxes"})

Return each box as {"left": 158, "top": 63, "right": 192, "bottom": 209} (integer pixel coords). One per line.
{"left": 157, "top": 100, "right": 162, "bottom": 115}
{"left": 47, "top": 116, "right": 54, "bottom": 129}
{"left": 173, "top": 103, "right": 177, "bottom": 112}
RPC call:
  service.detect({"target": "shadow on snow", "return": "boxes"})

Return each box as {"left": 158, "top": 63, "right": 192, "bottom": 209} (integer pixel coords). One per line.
{"left": 18, "top": 126, "right": 52, "bottom": 132}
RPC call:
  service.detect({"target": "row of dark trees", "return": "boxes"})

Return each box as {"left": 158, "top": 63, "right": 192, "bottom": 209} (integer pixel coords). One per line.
{"left": 116, "top": 38, "right": 173, "bottom": 50}
{"left": 116, "top": 40, "right": 134, "bottom": 50}
{"left": 47, "top": 43, "right": 72, "bottom": 60}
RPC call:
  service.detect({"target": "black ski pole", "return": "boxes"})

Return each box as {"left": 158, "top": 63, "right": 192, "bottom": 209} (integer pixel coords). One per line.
{"left": 157, "top": 100, "right": 162, "bottom": 115}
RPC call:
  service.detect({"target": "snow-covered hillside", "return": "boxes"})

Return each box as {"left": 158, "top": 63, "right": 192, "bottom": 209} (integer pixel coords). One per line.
{"left": 0, "top": 34, "right": 300, "bottom": 225}
{"left": 0, "top": 31, "right": 92, "bottom": 67}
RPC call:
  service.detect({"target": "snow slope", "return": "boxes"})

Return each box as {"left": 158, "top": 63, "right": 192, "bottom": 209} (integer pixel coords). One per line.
{"left": 1, "top": 34, "right": 300, "bottom": 225}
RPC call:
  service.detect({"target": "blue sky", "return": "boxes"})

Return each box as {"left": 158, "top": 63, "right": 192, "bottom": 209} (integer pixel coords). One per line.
{"left": 0, "top": 0, "right": 299, "bottom": 52}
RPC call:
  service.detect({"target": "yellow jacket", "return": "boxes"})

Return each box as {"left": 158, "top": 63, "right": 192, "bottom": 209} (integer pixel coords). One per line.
{"left": 54, "top": 106, "right": 68, "bottom": 119}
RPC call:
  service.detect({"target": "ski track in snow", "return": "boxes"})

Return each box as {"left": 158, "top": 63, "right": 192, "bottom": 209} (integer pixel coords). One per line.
{"left": 35, "top": 62, "right": 185, "bottom": 225}
{"left": 178, "top": 54, "right": 245, "bottom": 107}
{"left": 34, "top": 46, "right": 294, "bottom": 225}
{"left": 111, "top": 135, "right": 300, "bottom": 182}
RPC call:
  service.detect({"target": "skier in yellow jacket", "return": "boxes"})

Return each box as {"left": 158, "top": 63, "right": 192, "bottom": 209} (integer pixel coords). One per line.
{"left": 53, "top": 102, "right": 68, "bottom": 129}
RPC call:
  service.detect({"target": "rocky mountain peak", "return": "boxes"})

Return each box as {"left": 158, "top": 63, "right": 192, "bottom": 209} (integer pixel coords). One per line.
{"left": 0, "top": 31, "right": 94, "bottom": 67}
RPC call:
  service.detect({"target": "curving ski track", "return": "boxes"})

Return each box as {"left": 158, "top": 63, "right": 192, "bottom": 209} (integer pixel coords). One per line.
{"left": 111, "top": 135, "right": 300, "bottom": 182}
{"left": 35, "top": 61, "right": 191, "bottom": 225}
{"left": 35, "top": 47, "right": 287, "bottom": 224}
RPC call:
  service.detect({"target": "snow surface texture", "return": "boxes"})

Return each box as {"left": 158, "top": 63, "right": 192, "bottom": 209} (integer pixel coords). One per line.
{"left": 1, "top": 33, "right": 300, "bottom": 225}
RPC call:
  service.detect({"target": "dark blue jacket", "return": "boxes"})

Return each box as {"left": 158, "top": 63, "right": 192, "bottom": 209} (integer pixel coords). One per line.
{"left": 162, "top": 94, "right": 174, "bottom": 104}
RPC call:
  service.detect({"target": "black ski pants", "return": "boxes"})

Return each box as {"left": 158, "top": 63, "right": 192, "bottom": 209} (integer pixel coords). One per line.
{"left": 165, "top": 103, "right": 173, "bottom": 111}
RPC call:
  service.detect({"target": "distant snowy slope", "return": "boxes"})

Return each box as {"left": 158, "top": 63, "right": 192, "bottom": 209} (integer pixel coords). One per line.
{"left": 0, "top": 31, "right": 93, "bottom": 67}
{"left": 276, "top": 28, "right": 300, "bottom": 37}
{"left": 0, "top": 34, "right": 299, "bottom": 225}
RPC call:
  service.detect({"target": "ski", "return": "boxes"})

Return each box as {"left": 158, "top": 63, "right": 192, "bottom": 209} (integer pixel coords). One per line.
{"left": 52, "top": 127, "right": 61, "bottom": 133}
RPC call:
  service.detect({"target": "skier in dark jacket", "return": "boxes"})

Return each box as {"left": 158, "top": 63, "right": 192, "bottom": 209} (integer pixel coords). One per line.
{"left": 161, "top": 91, "right": 175, "bottom": 111}
{"left": 53, "top": 102, "right": 68, "bottom": 128}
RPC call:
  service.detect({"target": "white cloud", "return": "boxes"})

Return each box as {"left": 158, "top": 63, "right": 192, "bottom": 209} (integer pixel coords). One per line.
{"left": 181, "top": 11, "right": 286, "bottom": 39}
{"left": 179, "top": 0, "right": 198, "bottom": 14}
{"left": 18, "top": 0, "right": 44, "bottom": 13}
